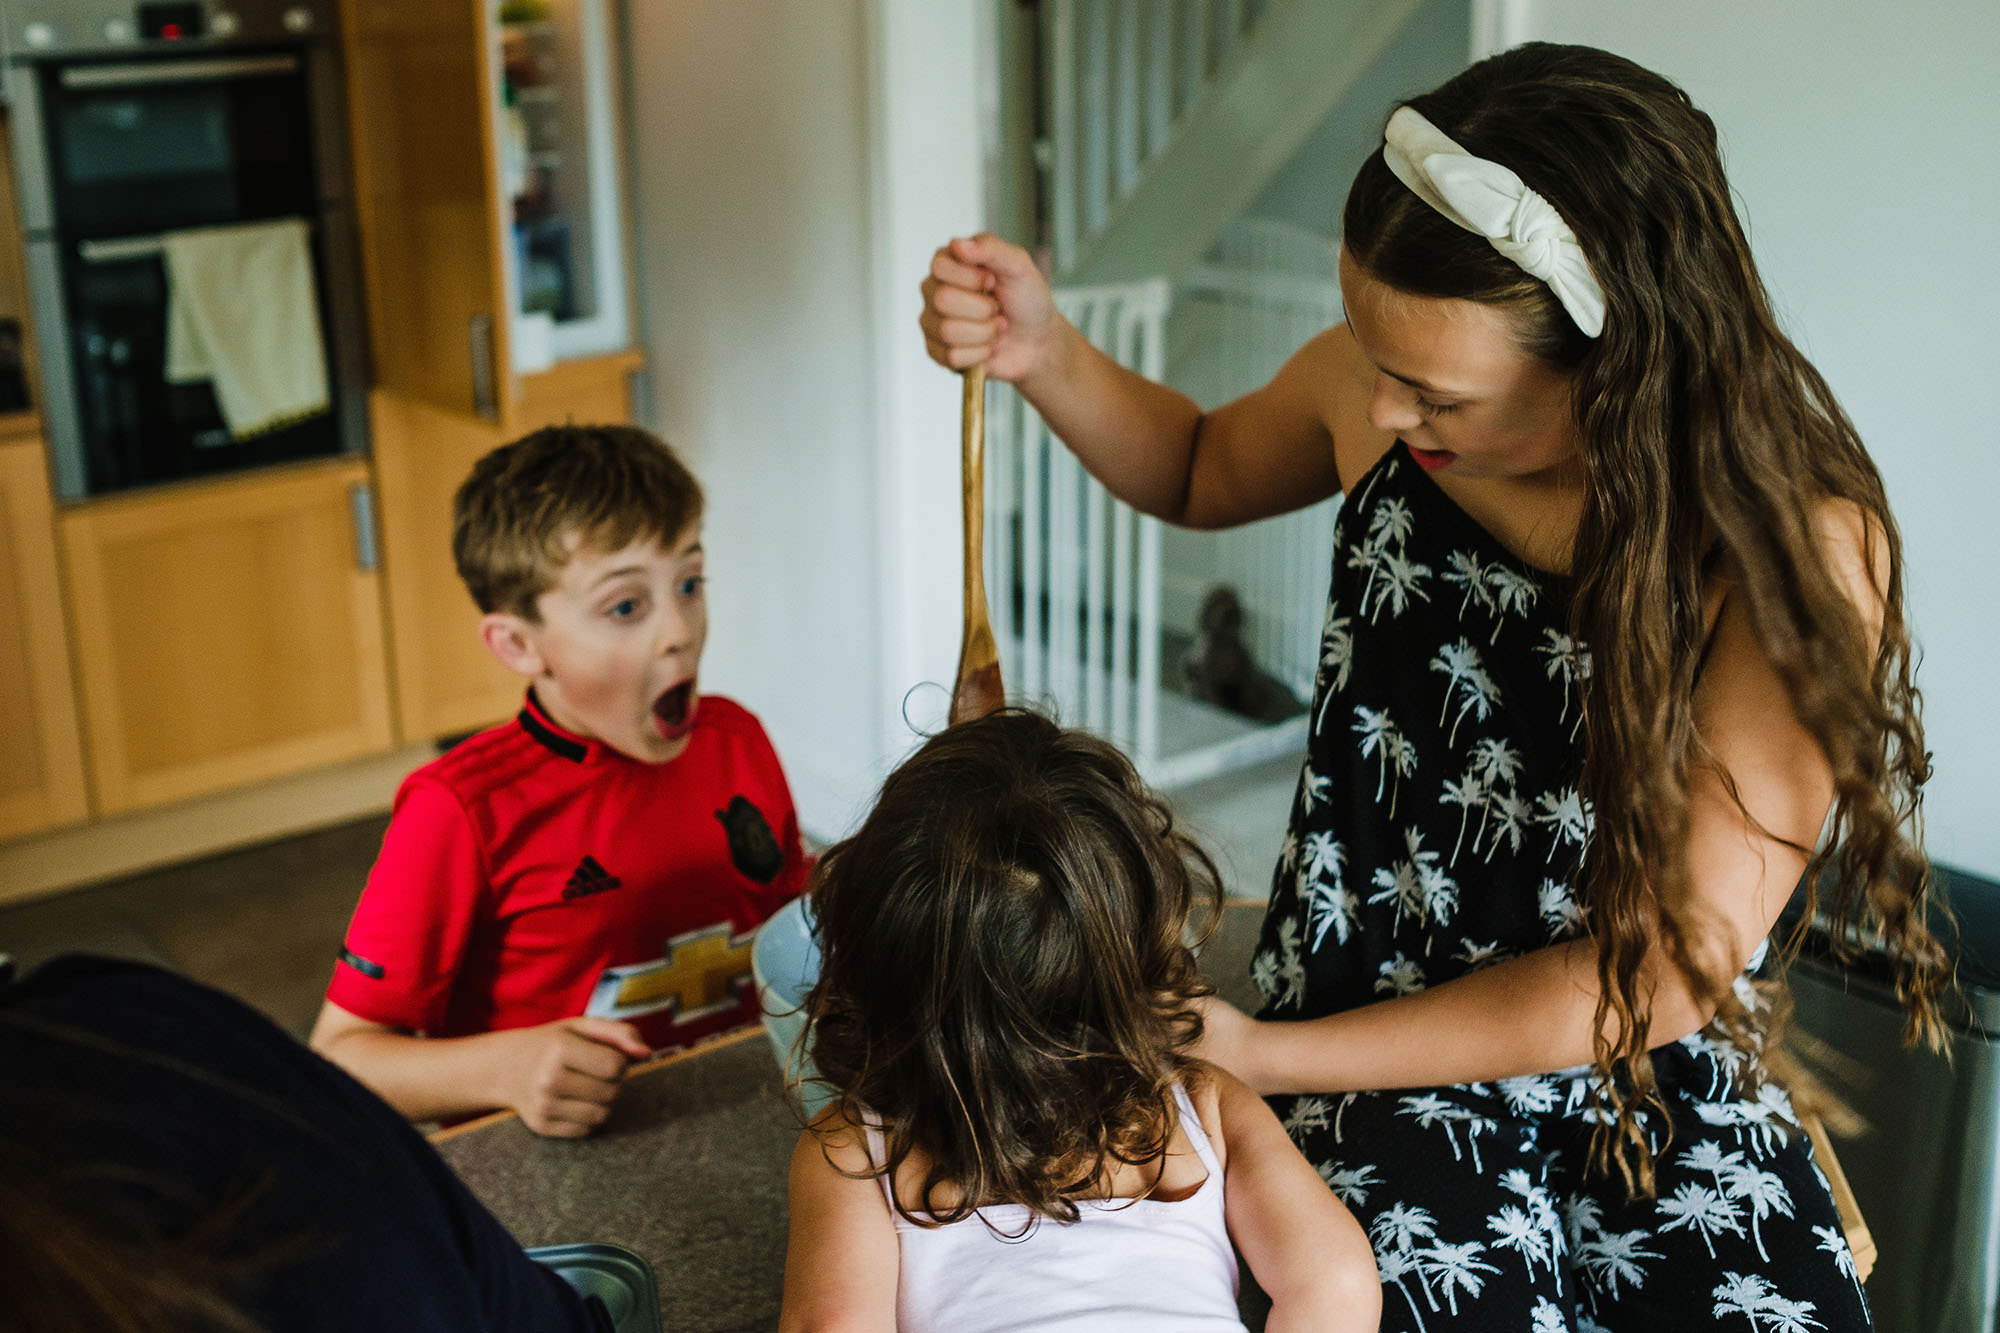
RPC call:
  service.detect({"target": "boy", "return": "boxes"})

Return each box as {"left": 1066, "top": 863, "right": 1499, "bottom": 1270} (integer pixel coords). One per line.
{"left": 310, "top": 425, "right": 808, "bottom": 1137}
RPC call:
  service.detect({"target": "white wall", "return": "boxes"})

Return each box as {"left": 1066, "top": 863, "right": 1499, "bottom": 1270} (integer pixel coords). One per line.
{"left": 622, "top": 2, "right": 983, "bottom": 840}
{"left": 1507, "top": 1, "right": 2000, "bottom": 876}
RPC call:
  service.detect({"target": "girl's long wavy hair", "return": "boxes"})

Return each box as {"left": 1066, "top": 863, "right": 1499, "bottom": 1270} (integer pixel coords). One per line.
{"left": 1342, "top": 43, "right": 1947, "bottom": 1191}
{"left": 804, "top": 709, "right": 1222, "bottom": 1227}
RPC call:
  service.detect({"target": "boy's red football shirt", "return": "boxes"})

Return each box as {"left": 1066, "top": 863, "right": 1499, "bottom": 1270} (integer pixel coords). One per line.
{"left": 326, "top": 692, "right": 808, "bottom": 1052}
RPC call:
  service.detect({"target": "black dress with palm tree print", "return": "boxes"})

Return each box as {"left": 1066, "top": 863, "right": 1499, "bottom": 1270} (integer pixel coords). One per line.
{"left": 1251, "top": 442, "right": 1871, "bottom": 1333}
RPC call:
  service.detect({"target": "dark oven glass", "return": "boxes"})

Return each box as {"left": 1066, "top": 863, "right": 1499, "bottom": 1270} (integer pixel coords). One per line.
{"left": 64, "top": 246, "right": 339, "bottom": 494}
{"left": 39, "top": 52, "right": 339, "bottom": 494}
{"left": 41, "top": 52, "right": 319, "bottom": 235}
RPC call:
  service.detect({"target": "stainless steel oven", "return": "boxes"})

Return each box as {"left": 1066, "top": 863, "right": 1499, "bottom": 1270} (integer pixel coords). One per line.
{"left": 2, "top": 0, "right": 367, "bottom": 498}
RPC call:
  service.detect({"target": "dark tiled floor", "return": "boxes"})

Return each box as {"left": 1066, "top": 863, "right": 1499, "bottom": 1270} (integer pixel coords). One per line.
{"left": 0, "top": 814, "right": 387, "bottom": 1038}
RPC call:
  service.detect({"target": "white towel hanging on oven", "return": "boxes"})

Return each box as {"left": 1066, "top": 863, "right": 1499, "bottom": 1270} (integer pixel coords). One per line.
{"left": 163, "top": 218, "right": 330, "bottom": 439}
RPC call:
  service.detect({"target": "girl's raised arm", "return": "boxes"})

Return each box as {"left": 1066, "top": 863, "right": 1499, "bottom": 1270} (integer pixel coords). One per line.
{"left": 920, "top": 233, "right": 1377, "bottom": 530}
{"left": 1210, "top": 1067, "right": 1382, "bottom": 1333}
{"left": 778, "top": 1121, "right": 900, "bottom": 1333}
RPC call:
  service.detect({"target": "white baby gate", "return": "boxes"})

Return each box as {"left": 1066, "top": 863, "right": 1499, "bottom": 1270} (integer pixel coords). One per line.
{"left": 987, "top": 220, "right": 1344, "bottom": 788}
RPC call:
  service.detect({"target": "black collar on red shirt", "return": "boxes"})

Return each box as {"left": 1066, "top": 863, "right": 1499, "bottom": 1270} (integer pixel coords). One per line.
{"left": 518, "top": 690, "right": 588, "bottom": 762}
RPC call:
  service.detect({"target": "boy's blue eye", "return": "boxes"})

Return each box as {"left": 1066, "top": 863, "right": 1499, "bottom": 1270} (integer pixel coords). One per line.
{"left": 679, "top": 575, "right": 706, "bottom": 597}
{"left": 608, "top": 597, "right": 641, "bottom": 620}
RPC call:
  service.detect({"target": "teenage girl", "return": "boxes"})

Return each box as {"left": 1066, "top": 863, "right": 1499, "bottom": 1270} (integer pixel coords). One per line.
{"left": 778, "top": 709, "right": 1381, "bottom": 1332}
{"left": 916, "top": 42, "right": 1944, "bottom": 1333}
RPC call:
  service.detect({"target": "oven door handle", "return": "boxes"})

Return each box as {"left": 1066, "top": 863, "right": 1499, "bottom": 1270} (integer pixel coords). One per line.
{"left": 59, "top": 54, "right": 300, "bottom": 89}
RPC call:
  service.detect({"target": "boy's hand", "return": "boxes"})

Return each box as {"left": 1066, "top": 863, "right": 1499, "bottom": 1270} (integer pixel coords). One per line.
{"left": 919, "top": 233, "right": 1060, "bottom": 383}
{"left": 502, "top": 1017, "right": 652, "bottom": 1138}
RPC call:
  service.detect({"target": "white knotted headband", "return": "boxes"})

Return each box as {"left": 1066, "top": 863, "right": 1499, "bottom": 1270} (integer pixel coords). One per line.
{"left": 1381, "top": 105, "right": 1606, "bottom": 338}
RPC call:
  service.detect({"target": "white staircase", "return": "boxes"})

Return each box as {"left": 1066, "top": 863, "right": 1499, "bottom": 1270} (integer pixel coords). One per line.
{"left": 1045, "top": 0, "right": 1425, "bottom": 284}
{"left": 994, "top": 0, "right": 1423, "bottom": 788}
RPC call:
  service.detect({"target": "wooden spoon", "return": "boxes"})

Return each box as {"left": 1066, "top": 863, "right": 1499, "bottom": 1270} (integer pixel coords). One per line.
{"left": 950, "top": 363, "right": 1004, "bottom": 724}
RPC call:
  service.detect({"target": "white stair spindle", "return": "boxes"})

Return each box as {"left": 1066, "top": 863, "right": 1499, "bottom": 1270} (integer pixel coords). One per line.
{"left": 1047, "top": 0, "right": 1079, "bottom": 271}
{"left": 1143, "top": 0, "right": 1174, "bottom": 159}
{"left": 1080, "top": 0, "right": 1112, "bottom": 237}
{"left": 1021, "top": 409, "right": 1047, "bottom": 702}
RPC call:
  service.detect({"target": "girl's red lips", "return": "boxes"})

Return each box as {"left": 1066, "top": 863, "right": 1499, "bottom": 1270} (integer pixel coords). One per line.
{"left": 1409, "top": 445, "right": 1456, "bottom": 472}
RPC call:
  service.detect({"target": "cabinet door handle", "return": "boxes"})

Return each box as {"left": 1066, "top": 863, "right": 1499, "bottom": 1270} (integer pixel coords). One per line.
{"left": 349, "top": 482, "right": 380, "bottom": 573}
{"left": 469, "top": 314, "right": 499, "bottom": 421}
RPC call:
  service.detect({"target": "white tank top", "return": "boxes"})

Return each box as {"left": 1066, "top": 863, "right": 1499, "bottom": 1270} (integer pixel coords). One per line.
{"left": 865, "top": 1083, "right": 1247, "bottom": 1333}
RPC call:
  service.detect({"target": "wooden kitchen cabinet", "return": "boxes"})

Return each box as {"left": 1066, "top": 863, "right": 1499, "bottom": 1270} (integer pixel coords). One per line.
{"left": 339, "top": 0, "right": 636, "bottom": 430}
{"left": 0, "top": 435, "right": 88, "bottom": 838}
{"left": 370, "top": 349, "right": 639, "bottom": 743}
{"left": 59, "top": 458, "right": 395, "bottom": 816}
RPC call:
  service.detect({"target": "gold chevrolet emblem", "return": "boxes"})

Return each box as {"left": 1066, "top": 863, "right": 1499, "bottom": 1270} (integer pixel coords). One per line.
{"left": 613, "top": 922, "right": 756, "bottom": 1014}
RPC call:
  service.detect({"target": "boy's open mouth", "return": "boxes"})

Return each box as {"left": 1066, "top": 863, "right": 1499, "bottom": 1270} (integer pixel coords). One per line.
{"left": 652, "top": 681, "right": 696, "bottom": 739}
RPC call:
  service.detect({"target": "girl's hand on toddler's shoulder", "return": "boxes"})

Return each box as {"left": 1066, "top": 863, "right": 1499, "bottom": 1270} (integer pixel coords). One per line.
{"left": 1192, "top": 994, "right": 1268, "bottom": 1091}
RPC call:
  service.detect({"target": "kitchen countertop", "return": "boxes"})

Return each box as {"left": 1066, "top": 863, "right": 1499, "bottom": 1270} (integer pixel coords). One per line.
{"left": 434, "top": 901, "right": 1272, "bottom": 1333}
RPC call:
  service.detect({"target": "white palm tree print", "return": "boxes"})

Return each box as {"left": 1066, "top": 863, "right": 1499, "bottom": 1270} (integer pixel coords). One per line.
{"left": 1535, "top": 786, "right": 1593, "bottom": 848}
{"left": 1301, "top": 833, "right": 1356, "bottom": 950}
{"left": 1574, "top": 1227, "right": 1662, "bottom": 1300}
{"left": 1486, "top": 1203, "right": 1555, "bottom": 1278}
{"left": 1439, "top": 769, "right": 1487, "bottom": 862}
{"left": 1428, "top": 638, "right": 1501, "bottom": 746}
{"left": 1368, "top": 495, "right": 1418, "bottom": 551}
{"left": 1313, "top": 614, "right": 1356, "bottom": 735}
{"left": 1812, "top": 1224, "right": 1857, "bottom": 1280}
{"left": 1251, "top": 916, "right": 1305, "bottom": 1012}
{"left": 1281, "top": 1095, "right": 1334, "bottom": 1140}
{"left": 1453, "top": 937, "right": 1508, "bottom": 969}
{"left": 1374, "top": 1247, "right": 1433, "bottom": 1333}
{"left": 1470, "top": 787, "right": 1528, "bottom": 862}
{"left": 1275, "top": 828, "right": 1299, "bottom": 878}
{"left": 1656, "top": 1181, "right": 1747, "bottom": 1258}
{"left": 1320, "top": 1160, "right": 1380, "bottom": 1208}
{"left": 1681, "top": 1139, "right": 1797, "bottom": 1259}
{"left": 1730, "top": 1164, "right": 1796, "bottom": 1262}
{"left": 1469, "top": 736, "right": 1525, "bottom": 789}
{"left": 1300, "top": 764, "right": 1333, "bottom": 812}
{"left": 1497, "top": 1074, "right": 1561, "bottom": 1117}
{"left": 1690, "top": 1087, "right": 1792, "bottom": 1155}
{"left": 1420, "top": 1240, "right": 1500, "bottom": 1317}
{"left": 1465, "top": 737, "right": 1525, "bottom": 854}
{"left": 1536, "top": 628, "right": 1593, "bottom": 735}
{"left": 1397, "top": 1093, "right": 1496, "bottom": 1173}
{"left": 1352, "top": 706, "right": 1419, "bottom": 812}
{"left": 1531, "top": 1297, "right": 1569, "bottom": 1333}
{"left": 1712, "top": 1271, "right": 1823, "bottom": 1332}
{"left": 1369, "top": 861, "right": 1425, "bottom": 933}
{"left": 1368, "top": 828, "right": 1457, "bottom": 933}
{"left": 1367, "top": 547, "right": 1435, "bottom": 622}
{"left": 1375, "top": 950, "right": 1426, "bottom": 996}
{"left": 1712, "top": 1272, "right": 1778, "bottom": 1331}
{"left": 1384, "top": 733, "right": 1419, "bottom": 817}
{"left": 1320, "top": 611, "right": 1355, "bottom": 694}
{"left": 1347, "top": 497, "right": 1424, "bottom": 621}
{"left": 1482, "top": 565, "right": 1541, "bottom": 641}
{"left": 1443, "top": 549, "right": 1493, "bottom": 616}
{"left": 1761, "top": 1296, "right": 1828, "bottom": 1333}
{"left": 1369, "top": 1199, "right": 1440, "bottom": 1254}
{"left": 1538, "top": 878, "right": 1584, "bottom": 938}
